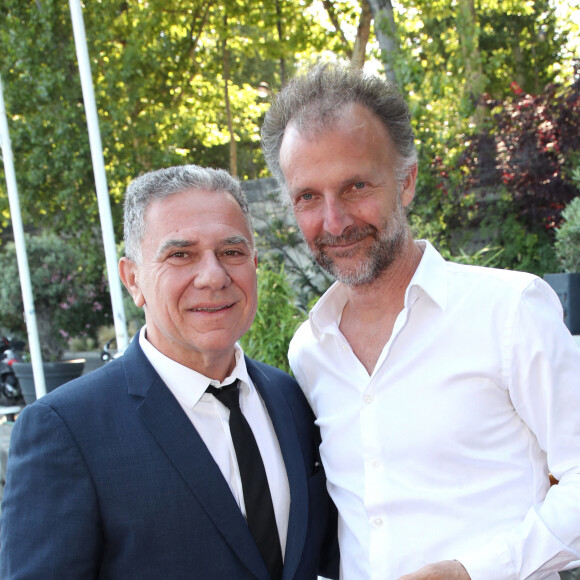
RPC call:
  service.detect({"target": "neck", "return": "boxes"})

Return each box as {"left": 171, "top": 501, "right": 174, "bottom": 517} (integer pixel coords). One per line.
{"left": 143, "top": 328, "right": 237, "bottom": 383}
{"left": 337, "top": 238, "right": 423, "bottom": 375}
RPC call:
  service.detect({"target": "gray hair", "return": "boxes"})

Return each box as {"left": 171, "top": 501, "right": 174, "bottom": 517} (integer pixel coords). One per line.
{"left": 123, "top": 164, "right": 254, "bottom": 263}
{"left": 261, "top": 63, "right": 418, "bottom": 205}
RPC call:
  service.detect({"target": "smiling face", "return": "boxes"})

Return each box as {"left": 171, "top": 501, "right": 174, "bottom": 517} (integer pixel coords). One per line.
{"left": 279, "top": 103, "right": 417, "bottom": 287}
{"left": 119, "top": 188, "right": 258, "bottom": 378}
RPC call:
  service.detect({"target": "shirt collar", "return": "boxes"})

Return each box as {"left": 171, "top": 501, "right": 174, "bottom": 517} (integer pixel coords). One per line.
{"left": 309, "top": 239, "right": 448, "bottom": 335}
{"left": 405, "top": 240, "right": 448, "bottom": 311}
{"left": 308, "top": 281, "right": 349, "bottom": 337}
{"left": 138, "top": 328, "right": 252, "bottom": 409}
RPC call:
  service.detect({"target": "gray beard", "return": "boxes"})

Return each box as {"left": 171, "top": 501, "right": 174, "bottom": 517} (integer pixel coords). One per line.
{"left": 310, "top": 202, "right": 410, "bottom": 287}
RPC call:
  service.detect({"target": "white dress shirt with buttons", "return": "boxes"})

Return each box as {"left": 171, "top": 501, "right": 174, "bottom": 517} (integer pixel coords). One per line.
{"left": 289, "top": 240, "right": 580, "bottom": 580}
{"left": 139, "top": 330, "right": 290, "bottom": 555}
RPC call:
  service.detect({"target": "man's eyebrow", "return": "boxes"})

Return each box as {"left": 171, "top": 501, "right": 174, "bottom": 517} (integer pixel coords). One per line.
{"left": 290, "top": 175, "right": 367, "bottom": 197}
{"left": 155, "top": 239, "right": 196, "bottom": 260}
{"left": 223, "top": 235, "right": 252, "bottom": 247}
{"left": 155, "top": 235, "right": 252, "bottom": 259}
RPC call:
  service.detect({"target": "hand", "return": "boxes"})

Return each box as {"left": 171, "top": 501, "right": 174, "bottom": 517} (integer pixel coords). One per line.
{"left": 397, "top": 560, "right": 471, "bottom": 580}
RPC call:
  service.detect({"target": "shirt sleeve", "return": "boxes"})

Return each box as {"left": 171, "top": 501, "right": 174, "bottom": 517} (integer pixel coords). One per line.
{"left": 0, "top": 402, "right": 102, "bottom": 578}
{"left": 288, "top": 323, "right": 311, "bottom": 402}
{"left": 458, "top": 278, "right": 580, "bottom": 579}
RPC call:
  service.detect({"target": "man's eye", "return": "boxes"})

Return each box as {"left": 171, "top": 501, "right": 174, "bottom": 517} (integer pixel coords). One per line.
{"left": 354, "top": 182, "right": 366, "bottom": 189}
{"left": 301, "top": 192, "right": 313, "bottom": 201}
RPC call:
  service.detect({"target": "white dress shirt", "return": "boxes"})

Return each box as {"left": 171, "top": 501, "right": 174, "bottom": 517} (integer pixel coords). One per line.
{"left": 289, "top": 240, "right": 580, "bottom": 580}
{"left": 139, "top": 330, "right": 290, "bottom": 555}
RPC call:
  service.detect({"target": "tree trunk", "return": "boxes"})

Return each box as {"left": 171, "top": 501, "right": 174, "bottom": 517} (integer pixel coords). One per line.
{"left": 275, "top": 0, "right": 286, "bottom": 85}
{"left": 323, "top": 0, "right": 350, "bottom": 50}
{"left": 512, "top": 29, "right": 529, "bottom": 91}
{"left": 365, "top": 0, "right": 398, "bottom": 84}
{"left": 456, "top": 0, "right": 487, "bottom": 123}
{"left": 352, "top": 0, "right": 372, "bottom": 69}
{"left": 222, "top": 16, "right": 237, "bottom": 177}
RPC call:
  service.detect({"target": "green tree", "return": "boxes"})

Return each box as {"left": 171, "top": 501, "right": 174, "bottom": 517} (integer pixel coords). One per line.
{"left": 0, "top": 0, "right": 97, "bottom": 236}
{"left": 0, "top": 0, "right": 354, "bottom": 242}
{"left": 239, "top": 261, "right": 306, "bottom": 373}
{"left": 555, "top": 196, "right": 580, "bottom": 273}
{"left": 2, "top": 0, "right": 579, "bottom": 305}
{"left": 386, "top": 0, "right": 577, "bottom": 269}
{"left": 0, "top": 234, "right": 111, "bottom": 361}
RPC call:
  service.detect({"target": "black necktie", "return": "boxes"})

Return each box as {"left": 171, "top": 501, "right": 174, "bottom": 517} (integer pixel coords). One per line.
{"left": 207, "top": 380, "right": 283, "bottom": 580}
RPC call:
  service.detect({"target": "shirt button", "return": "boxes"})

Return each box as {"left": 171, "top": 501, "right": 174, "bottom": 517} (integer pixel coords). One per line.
{"left": 364, "top": 394, "right": 374, "bottom": 404}
{"left": 374, "top": 518, "right": 383, "bottom": 527}
{"left": 371, "top": 459, "right": 380, "bottom": 469}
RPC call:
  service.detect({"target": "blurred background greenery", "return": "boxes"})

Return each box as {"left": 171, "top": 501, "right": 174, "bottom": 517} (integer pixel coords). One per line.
{"left": 1, "top": 0, "right": 579, "bottom": 366}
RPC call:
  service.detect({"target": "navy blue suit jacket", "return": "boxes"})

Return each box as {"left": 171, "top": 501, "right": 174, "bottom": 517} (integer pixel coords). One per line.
{"left": 0, "top": 340, "right": 338, "bottom": 579}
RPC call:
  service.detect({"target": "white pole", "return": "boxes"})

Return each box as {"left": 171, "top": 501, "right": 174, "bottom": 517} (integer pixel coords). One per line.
{"left": 0, "top": 75, "right": 47, "bottom": 399}
{"left": 69, "top": 0, "right": 129, "bottom": 352}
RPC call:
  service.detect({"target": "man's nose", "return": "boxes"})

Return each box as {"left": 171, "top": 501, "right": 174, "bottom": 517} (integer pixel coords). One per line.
{"left": 322, "top": 197, "right": 354, "bottom": 236}
{"left": 193, "top": 252, "right": 231, "bottom": 290}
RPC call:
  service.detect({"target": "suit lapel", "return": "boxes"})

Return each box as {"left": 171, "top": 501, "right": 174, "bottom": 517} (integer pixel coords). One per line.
{"left": 123, "top": 343, "right": 269, "bottom": 580}
{"left": 247, "top": 358, "right": 309, "bottom": 580}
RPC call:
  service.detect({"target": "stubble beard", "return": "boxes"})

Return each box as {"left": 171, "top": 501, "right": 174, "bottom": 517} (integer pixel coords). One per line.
{"left": 309, "top": 200, "right": 410, "bottom": 287}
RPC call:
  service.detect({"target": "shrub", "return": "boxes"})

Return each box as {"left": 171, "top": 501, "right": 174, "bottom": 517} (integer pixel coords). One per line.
{"left": 426, "top": 71, "right": 580, "bottom": 274}
{"left": 0, "top": 234, "right": 112, "bottom": 361}
{"left": 239, "top": 261, "right": 306, "bottom": 373}
{"left": 554, "top": 196, "right": 580, "bottom": 272}
{"left": 456, "top": 73, "right": 580, "bottom": 234}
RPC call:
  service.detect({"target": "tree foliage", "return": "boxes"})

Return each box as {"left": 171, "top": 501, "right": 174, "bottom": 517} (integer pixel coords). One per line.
{"left": 555, "top": 195, "right": 580, "bottom": 273}
{"left": 1, "top": 0, "right": 96, "bottom": 236}
{"left": 0, "top": 234, "right": 111, "bottom": 360}
{"left": 467, "top": 75, "right": 580, "bottom": 231}
{"left": 3, "top": 1, "right": 577, "bottom": 247}
{"left": 0, "top": 0, "right": 355, "bottom": 241}
{"left": 389, "top": 0, "right": 579, "bottom": 273}
{"left": 239, "top": 261, "right": 306, "bottom": 373}
{"left": 1, "top": 1, "right": 579, "bottom": 363}
{"left": 427, "top": 68, "right": 580, "bottom": 274}
{"left": 389, "top": 0, "right": 574, "bottom": 167}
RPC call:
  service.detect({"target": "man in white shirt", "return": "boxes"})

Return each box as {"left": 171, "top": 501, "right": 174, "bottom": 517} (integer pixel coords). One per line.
{"left": 0, "top": 165, "right": 338, "bottom": 579}
{"left": 261, "top": 63, "right": 580, "bottom": 579}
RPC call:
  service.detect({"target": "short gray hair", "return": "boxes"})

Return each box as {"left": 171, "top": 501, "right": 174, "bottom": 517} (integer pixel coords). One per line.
{"left": 123, "top": 164, "right": 254, "bottom": 263}
{"left": 261, "top": 63, "right": 418, "bottom": 205}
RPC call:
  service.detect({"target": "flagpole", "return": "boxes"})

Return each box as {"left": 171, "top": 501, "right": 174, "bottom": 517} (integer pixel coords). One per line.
{"left": 0, "top": 75, "right": 47, "bottom": 399}
{"left": 69, "top": 0, "right": 129, "bottom": 352}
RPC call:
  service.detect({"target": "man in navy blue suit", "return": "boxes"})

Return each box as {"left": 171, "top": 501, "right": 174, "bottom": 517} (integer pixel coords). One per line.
{"left": 0, "top": 165, "right": 338, "bottom": 579}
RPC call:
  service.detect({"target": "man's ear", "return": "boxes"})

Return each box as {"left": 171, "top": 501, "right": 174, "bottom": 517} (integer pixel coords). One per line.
{"left": 118, "top": 257, "right": 145, "bottom": 308}
{"left": 401, "top": 164, "right": 418, "bottom": 208}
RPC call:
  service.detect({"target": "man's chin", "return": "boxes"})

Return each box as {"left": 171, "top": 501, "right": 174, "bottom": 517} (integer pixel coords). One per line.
{"left": 315, "top": 258, "right": 376, "bottom": 287}
{"left": 314, "top": 244, "right": 365, "bottom": 268}
{"left": 336, "top": 270, "right": 377, "bottom": 287}
{"left": 327, "top": 246, "right": 363, "bottom": 260}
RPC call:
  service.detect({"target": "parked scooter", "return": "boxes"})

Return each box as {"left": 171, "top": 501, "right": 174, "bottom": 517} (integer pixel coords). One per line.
{"left": 0, "top": 336, "right": 25, "bottom": 406}
{"left": 100, "top": 337, "right": 124, "bottom": 363}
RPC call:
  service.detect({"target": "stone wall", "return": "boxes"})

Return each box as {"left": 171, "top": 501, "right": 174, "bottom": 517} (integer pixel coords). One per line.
{"left": 241, "top": 176, "right": 291, "bottom": 237}
{"left": 241, "top": 176, "right": 330, "bottom": 303}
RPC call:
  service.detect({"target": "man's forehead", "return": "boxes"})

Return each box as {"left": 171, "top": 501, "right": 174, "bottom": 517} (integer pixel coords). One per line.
{"left": 285, "top": 101, "right": 364, "bottom": 138}
{"left": 144, "top": 189, "right": 243, "bottom": 221}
